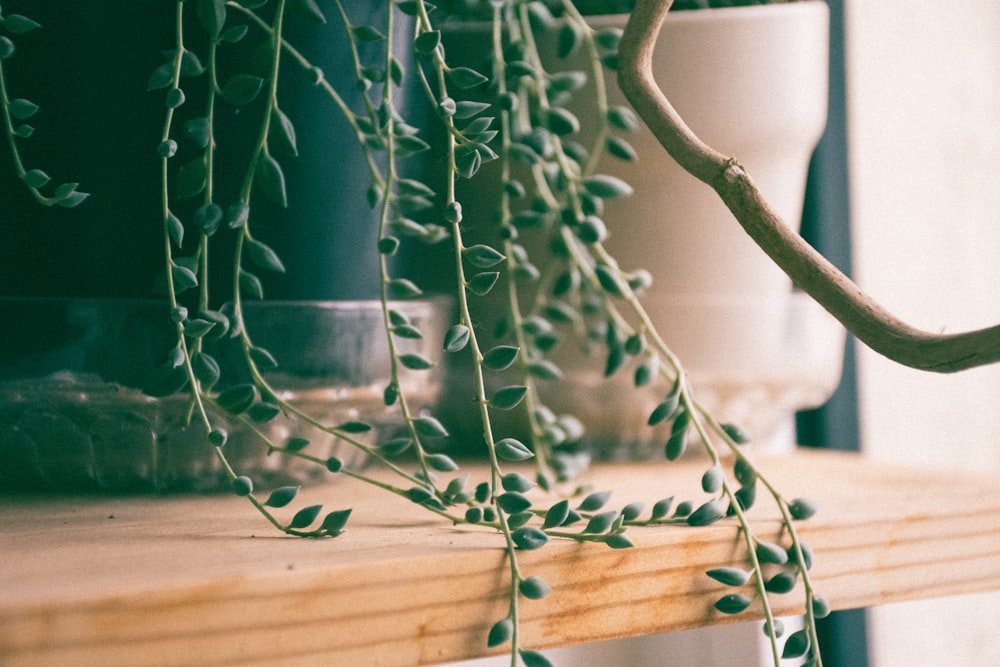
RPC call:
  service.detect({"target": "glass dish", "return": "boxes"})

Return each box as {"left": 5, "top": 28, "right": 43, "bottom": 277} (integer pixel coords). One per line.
{"left": 0, "top": 297, "right": 450, "bottom": 492}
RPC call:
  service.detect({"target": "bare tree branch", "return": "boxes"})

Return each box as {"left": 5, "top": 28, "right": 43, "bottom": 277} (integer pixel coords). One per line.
{"left": 616, "top": 0, "right": 1000, "bottom": 373}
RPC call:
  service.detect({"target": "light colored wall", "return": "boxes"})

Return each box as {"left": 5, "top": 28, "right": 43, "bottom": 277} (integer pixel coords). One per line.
{"left": 844, "top": 1, "right": 1000, "bottom": 665}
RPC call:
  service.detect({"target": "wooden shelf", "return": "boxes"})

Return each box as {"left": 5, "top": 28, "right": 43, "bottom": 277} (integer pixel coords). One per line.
{"left": 3, "top": 449, "right": 1000, "bottom": 666}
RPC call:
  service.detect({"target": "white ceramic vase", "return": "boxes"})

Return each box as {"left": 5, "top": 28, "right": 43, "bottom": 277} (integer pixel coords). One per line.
{"left": 549, "top": 2, "right": 845, "bottom": 454}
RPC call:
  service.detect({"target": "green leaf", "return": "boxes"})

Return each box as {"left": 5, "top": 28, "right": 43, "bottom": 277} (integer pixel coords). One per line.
{"left": 176, "top": 158, "right": 207, "bottom": 198}
{"left": 756, "top": 541, "right": 790, "bottom": 566}
{"left": 183, "top": 117, "right": 211, "bottom": 148}
{"left": 621, "top": 502, "right": 644, "bottom": 522}
{"left": 765, "top": 571, "right": 798, "bottom": 594}
{"left": 812, "top": 595, "right": 832, "bottom": 618}
{"left": 606, "top": 135, "right": 637, "bottom": 162}
{"left": 781, "top": 629, "right": 810, "bottom": 659}
{"left": 583, "top": 510, "right": 618, "bottom": 535}
{"left": 222, "top": 74, "right": 264, "bottom": 105}
{"left": 334, "top": 421, "right": 371, "bottom": 434}
{"left": 23, "top": 168, "right": 49, "bottom": 189}
{"left": 542, "top": 499, "right": 570, "bottom": 529}
{"left": 443, "top": 324, "right": 470, "bottom": 352}
{"left": 426, "top": 453, "right": 459, "bottom": 472}
{"left": 321, "top": 508, "right": 351, "bottom": 535}
{"left": 495, "top": 437, "right": 533, "bottom": 462}
{"left": 557, "top": 21, "right": 581, "bottom": 59}
{"left": 686, "top": 499, "right": 726, "bottom": 527}
{"left": 208, "top": 428, "right": 228, "bottom": 447}
{"left": 665, "top": 412, "right": 690, "bottom": 461}
{"left": 519, "top": 649, "right": 554, "bottom": 667}
{"left": 519, "top": 576, "right": 551, "bottom": 600}
{"left": 147, "top": 63, "right": 174, "bottom": 91}
{"left": 487, "top": 618, "right": 512, "bottom": 648}
{"left": 325, "top": 456, "right": 343, "bottom": 472}
{"left": 248, "top": 346, "right": 278, "bottom": 369}
{"left": 380, "top": 437, "right": 412, "bottom": 457}
{"left": 706, "top": 567, "right": 752, "bottom": 587}
{"left": 271, "top": 105, "right": 297, "bottom": 156}
{"left": 9, "top": 98, "right": 39, "bottom": 120}
{"left": 352, "top": 25, "right": 385, "bottom": 42}
{"left": 607, "top": 105, "right": 638, "bottom": 131}
{"left": 413, "top": 415, "right": 449, "bottom": 438}
{"left": 649, "top": 497, "right": 674, "bottom": 520}
{"left": 446, "top": 66, "right": 488, "bottom": 89}
{"left": 454, "top": 100, "right": 491, "bottom": 119}
{"left": 239, "top": 269, "right": 264, "bottom": 299}
{"left": 246, "top": 238, "right": 286, "bottom": 273}
{"left": 264, "top": 486, "right": 298, "bottom": 508}
{"left": 171, "top": 263, "right": 199, "bottom": 293}
{"left": 256, "top": 152, "right": 287, "bottom": 207}
{"left": 414, "top": 29, "right": 440, "bottom": 55}
{"left": 0, "top": 36, "right": 15, "bottom": 60}
{"left": 582, "top": 174, "right": 633, "bottom": 199}
{"left": 497, "top": 492, "right": 532, "bottom": 514}
{"left": 527, "top": 360, "right": 562, "bottom": 381}
{"left": 165, "top": 87, "right": 186, "bottom": 109}
{"left": 194, "top": 203, "right": 223, "bottom": 236}
{"left": 290, "top": 0, "right": 326, "bottom": 23}
{"left": 606, "top": 533, "right": 635, "bottom": 549}
{"left": 545, "top": 107, "right": 579, "bottom": 136}
{"left": 462, "top": 244, "right": 505, "bottom": 268}
{"left": 647, "top": 395, "right": 679, "bottom": 426}
{"left": 788, "top": 497, "right": 819, "bottom": 520}
{"left": 466, "top": 271, "right": 499, "bottom": 296}
{"left": 482, "top": 345, "right": 519, "bottom": 371}
{"left": 53, "top": 183, "right": 90, "bottom": 208}
{"left": 231, "top": 476, "right": 253, "bottom": 496}
{"left": 387, "top": 278, "right": 423, "bottom": 299}
{"left": 196, "top": 0, "right": 226, "bottom": 37}
{"left": 501, "top": 473, "right": 535, "bottom": 493}
{"left": 701, "top": 463, "right": 724, "bottom": 494}
{"left": 578, "top": 491, "right": 611, "bottom": 512}
{"left": 289, "top": 504, "right": 322, "bottom": 529}
{"left": 248, "top": 401, "right": 280, "bottom": 423}
{"left": 490, "top": 385, "right": 527, "bottom": 410}
{"left": 2, "top": 14, "right": 42, "bottom": 34}
{"left": 287, "top": 437, "right": 310, "bottom": 452}
{"left": 399, "top": 353, "right": 434, "bottom": 370}
{"left": 722, "top": 422, "right": 751, "bottom": 444}
{"left": 220, "top": 24, "right": 249, "bottom": 43}
{"left": 191, "top": 352, "right": 221, "bottom": 388}
{"left": 511, "top": 526, "right": 548, "bottom": 550}
{"left": 714, "top": 593, "right": 752, "bottom": 615}
{"left": 216, "top": 384, "right": 258, "bottom": 415}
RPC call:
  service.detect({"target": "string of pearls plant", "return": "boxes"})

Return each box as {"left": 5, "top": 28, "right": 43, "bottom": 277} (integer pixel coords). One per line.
{"left": 1, "top": 1, "right": 826, "bottom": 665}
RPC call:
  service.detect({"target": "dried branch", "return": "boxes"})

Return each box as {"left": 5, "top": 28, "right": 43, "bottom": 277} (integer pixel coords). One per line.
{"left": 617, "top": 0, "right": 1000, "bottom": 373}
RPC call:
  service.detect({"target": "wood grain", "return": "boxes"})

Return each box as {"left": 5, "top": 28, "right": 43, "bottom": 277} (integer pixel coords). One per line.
{"left": 2, "top": 450, "right": 999, "bottom": 666}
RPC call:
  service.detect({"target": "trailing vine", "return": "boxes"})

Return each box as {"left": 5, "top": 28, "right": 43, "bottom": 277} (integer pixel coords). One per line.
{"left": 1, "top": 1, "right": 826, "bottom": 665}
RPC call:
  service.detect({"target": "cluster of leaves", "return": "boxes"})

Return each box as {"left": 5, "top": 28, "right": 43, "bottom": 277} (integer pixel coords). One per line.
{"left": 0, "top": 8, "right": 89, "bottom": 207}
{"left": 1, "top": 1, "right": 821, "bottom": 666}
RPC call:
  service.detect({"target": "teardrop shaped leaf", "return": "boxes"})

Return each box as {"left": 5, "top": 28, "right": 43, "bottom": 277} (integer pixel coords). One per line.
{"left": 490, "top": 385, "right": 527, "bottom": 410}
{"left": 443, "top": 324, "right": 470, "bottom": 352}
{"left": 706, "top": 567, "right": 752, "bottom": 587}
{"left": 495, "top": 437, "right": 533, "bottom": 462}
{"left": 482, "top": 345, "right": 518, "bottom": 371}
{"left": 246, "top": 238, "right": 286, "bottom": 273}
{"left": 321, "top": 508, "right": 352, "bottom": 535}
{"left": 289, "top": 504, "right": 322, "bottom": 529}
{"left": 256, "top": 152, "right": 287, "bottom": 207}
{"left": 462, "top": 243, "right": 505, "bottom": 268}
{"left": 263, "top": 485, "right": 298, "bottom": 508}
{"left": 222, "top": 73, "right": 264, "bottom": 105}
{"left": 413, "top": 415, "right": 449, "bottom": 438}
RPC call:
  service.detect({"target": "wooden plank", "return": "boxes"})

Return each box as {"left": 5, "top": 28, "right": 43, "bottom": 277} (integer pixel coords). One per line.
{"left": 2, "top": 450, "right": 999, "bottom": 666}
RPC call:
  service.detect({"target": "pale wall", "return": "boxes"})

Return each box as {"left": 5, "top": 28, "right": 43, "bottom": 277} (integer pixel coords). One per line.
{"left": 844, "top": 1, "right": 1000, "bottom": 665}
